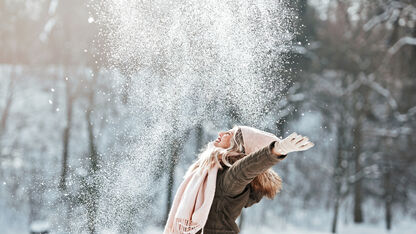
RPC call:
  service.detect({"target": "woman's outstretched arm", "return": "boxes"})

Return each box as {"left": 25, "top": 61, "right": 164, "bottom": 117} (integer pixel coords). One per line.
{"left": 221, "top": 140, "right": 286, "bottom": 197}
{"left": 221, "top": 132, "right": 314, "bottom": 197}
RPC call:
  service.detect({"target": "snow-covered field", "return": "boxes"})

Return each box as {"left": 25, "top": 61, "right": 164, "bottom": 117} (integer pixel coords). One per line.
{"left": 142, "top": 221, "right": 416, "bottom": 234}
{"left": 240, "top": 222, "right": 416, "bottom": 234}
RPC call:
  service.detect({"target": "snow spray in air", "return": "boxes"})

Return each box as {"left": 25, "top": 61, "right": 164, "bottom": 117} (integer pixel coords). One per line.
{"left": 86, "top": 0, "right": 297, "bottom": 232}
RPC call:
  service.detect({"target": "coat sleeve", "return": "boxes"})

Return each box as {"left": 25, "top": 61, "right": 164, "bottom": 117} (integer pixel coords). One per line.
{"left": 221, "top": 140, "right": 287, "bottom": 197}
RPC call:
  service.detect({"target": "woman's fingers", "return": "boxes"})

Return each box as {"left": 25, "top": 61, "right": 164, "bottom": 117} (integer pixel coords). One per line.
{"left": 293, "top": 135, "right": 303, "bottom": 144}
{"left": 286, "top": 132, "right": 298, "bottom": 141}
{"left": 299, "top": 141, "right": 314, "bottom": 150}
{"left": 296, "top": 136, "right": 308, "bottom": 145}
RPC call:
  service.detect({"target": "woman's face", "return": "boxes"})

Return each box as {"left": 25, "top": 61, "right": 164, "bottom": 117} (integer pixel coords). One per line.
{"left": 213, "top": 129, "right": 234, "bottom": 148}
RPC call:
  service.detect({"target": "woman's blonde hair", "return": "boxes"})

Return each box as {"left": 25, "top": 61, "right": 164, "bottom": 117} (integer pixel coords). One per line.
{"left": 185, "top": 125, "right": 242, "bottom": 174}
{"left": 185, "top": 125, "right": 282, "bottom": 199}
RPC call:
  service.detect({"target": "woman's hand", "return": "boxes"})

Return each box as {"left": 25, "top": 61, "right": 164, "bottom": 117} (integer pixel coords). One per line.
{"left": 272, "top": 132, "right": 314, "bottom": 156}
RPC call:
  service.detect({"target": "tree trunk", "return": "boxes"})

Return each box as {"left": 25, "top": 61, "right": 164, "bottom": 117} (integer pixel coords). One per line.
{"left": 383, "top": 135, "right": 394, "bottom": 231}
{"left": 59, "top": 73, "right": 74, "bottom": 191}
{"left": 195, "top": 123, "right": 204, "bottom": 153}
{"left": 384, "top": 167, "right": 392, "bottom": 230}
{"left": 164, "top": 138, "right": 182, "bottom": 224}
{"left": 331, "top": 112, "right": 346, "bottom": 233}
{"left": 352, "top": 86, "right": 368, "bottom": 224}
{"left": 331, "top": 196, "right": 340, "bottom": 234}
{"left": 352, "top": 116, "right": 364, "bottom": 223}
{"left": 0, "top": 73, "right": 15, "bottom": 138}
{"left": 86, "top": 68, "right": 99, "bottom": 234}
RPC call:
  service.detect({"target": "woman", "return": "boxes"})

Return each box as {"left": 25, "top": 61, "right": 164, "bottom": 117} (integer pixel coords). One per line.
{"left": 164, "top": 125, "right": 314, "bottom": 234}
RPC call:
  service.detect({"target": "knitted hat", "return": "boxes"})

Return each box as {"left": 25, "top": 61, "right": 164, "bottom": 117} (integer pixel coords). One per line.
{"left": 239, "top": 125, "right": 282, "bottom": 154}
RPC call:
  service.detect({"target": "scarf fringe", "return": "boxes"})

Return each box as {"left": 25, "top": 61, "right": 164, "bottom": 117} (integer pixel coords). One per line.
{"left": 167, "top": 217, "right": 202, "bottom": 234}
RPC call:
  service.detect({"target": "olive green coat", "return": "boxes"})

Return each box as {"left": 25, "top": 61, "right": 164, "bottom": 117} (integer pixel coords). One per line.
{"left": 196, "top": 140, "right": 287, "bottom": 234}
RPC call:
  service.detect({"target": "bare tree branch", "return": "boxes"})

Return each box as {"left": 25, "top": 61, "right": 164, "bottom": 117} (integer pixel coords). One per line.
{"left": 388, "top": 37, "right": 416, "bottom": 55}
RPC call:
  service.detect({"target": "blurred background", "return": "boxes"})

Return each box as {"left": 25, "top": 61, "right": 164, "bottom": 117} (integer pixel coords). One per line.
{"left": 0, "top": 0, "right": 415, "bottom": 233}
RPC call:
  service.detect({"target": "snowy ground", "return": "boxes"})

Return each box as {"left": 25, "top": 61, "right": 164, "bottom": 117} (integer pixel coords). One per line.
{"left": 142, "top": 219, "right": 416, "bottom": 234}
{"left": 142, "top": 222, "right": 416, "bottom": 234}
{"left": 239, "top": 222, "right": 416, "bottom": 234}
{"left": 2, "top": 200, "right": 415, "bottom": 233}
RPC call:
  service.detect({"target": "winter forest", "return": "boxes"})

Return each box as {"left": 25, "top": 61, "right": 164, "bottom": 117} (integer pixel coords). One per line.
{"left": 1, "top": 0, "right": 415, "bottom": 233}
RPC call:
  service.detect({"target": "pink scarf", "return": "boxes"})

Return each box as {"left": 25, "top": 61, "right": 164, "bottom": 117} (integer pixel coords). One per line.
{"left": 163, "top": 164, "right": 220, "bottom": 234}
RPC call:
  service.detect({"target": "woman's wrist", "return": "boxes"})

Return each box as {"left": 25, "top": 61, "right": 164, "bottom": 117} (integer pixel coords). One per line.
{"left": 271, "top": 141, "right": 286, "bottom": 156}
